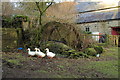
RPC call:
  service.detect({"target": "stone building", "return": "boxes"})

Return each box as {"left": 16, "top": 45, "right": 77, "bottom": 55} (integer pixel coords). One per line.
{"left": 75, "top": 0, "right": 120, "bottom": 35}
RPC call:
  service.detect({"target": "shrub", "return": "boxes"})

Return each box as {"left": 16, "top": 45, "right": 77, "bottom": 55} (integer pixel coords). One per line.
{"left": 13, "top": 15, "right": 29, "bottom": 22}
{"left": 83, "top": 31, "right": 92, "bottom": 34}
{"left": 69, "top": 52, "right": 89, "bottom": 59}
{"left": 2, "top": 16, "right": 13, "bottom": 28}
{"left": 84, "top": 48, "right": 97, "bottom": 56}
{"left": 94, "top": 46, "right": 103, "bottom": 54}
{"left": 88, "top": 44, "right": 104, "bottom": 54}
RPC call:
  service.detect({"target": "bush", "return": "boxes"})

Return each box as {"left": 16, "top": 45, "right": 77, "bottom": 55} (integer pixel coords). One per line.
{"left": 84, "top": 48, "right": 97, "bottom": 56}
{"left": 69, "top": 52, "right": 89, "bottom": 59}
{"left": 94, "top": 46, "right": 103, "bottom": 54}
{"left": 2, "top": 16, "right": 13, "bottom": 28}
{"left": 88, "top": 44, "right": 104, "bottom": 54}
{"left": 2, "top": 15, "right": 29, "bottom": 28}
{"left": 13, "top": 15, "right": 29, "bottom": 22}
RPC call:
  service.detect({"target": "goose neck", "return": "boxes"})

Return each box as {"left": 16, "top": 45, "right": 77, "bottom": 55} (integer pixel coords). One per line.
{"left": 46, "top": 49, "right": 49, "bottom": 53}
{"left": 28, "top": 49, "right": 30, "bottom": 52}
{"left": 38, "top": 49, "right": 40, "bottom": 52}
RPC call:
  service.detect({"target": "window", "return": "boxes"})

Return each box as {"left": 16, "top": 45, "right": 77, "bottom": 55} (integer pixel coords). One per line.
{"left": 86, "top": 27, "right": 90, "bottom": 32}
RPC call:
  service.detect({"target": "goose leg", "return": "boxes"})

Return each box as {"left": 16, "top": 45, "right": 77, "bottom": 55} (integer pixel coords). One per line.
{"left": 38, "top": 56, "right": 42, "bottom": 58}
{"left": 37, "top": 56, "right": 39, "bottom": 58}
{"left": 48, "top": 57, "right": 53, "bottom": 59}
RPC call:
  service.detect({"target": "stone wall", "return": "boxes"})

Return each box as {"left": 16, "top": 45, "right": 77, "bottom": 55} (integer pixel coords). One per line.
{"left": 76, "top": 20, "right": 120, "bottom": 34}
{"left": 2, "top": 28, "right": 22, "bottom": 51}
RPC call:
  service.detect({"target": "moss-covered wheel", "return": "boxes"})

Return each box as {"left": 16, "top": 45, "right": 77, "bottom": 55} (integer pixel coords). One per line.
{"left": 40, "top": 21, "right": 83, "bottom": 50}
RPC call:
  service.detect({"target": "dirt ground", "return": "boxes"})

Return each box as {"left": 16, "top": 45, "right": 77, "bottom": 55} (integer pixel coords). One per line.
{"left": 1, "top": 47, "right": 119, "bottom": 78}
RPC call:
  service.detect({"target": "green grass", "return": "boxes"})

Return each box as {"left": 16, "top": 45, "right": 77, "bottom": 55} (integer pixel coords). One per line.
{"left": 84, "top": 61, "right": 118, "bottom": 78}
{"left": 102, "top": 47, "right": 118, "bottom": 58}
{"left": 57, "top": 65, "right": 64, "bottom": 68}
{"left": 36, "top": 70, "right": 48, "bottom": 73}
{"left": 82, "top": 47, "right": 119, "bottom": 78}
{"left": 4, "top": 53, "right": 28, "bottom": 66}
{"left": 15, "top": 53, "right": 28, "bottom": 61}
{"left": 49, "top": 47, "right": 118, "bottom": 78}
{"left": 7, "top": 60, "right": 20, "bottom": 65}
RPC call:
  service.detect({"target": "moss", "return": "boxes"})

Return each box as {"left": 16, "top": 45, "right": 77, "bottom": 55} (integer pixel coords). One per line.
{"left": 88, "top": 44, "right": 104, "bottom": 54}
{"left": 84, "top": 48, "right": 97, "bottom": 56}
{"left": 41, "top": 41, "right": 89, "bottom": 58}
{"left": 69, "top": 52, "right": 89, "bottom": 59}
{"left": 44, "top": 41, "right": 73, "bottom": 56}
{"left": 94, "top": 46, "right": 103, "bottom": 54}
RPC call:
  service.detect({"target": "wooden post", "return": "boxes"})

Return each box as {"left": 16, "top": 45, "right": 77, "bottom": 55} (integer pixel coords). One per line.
{"left": 118, "top": 35, "right": 120, "bottom": 47}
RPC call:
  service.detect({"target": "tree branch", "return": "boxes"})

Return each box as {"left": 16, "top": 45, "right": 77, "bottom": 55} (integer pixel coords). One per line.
{"left": 42, "top": 0, "right": 54, "bottom": 14}
{"left": 35, "top": 2, "right": 42, "bottom": 14}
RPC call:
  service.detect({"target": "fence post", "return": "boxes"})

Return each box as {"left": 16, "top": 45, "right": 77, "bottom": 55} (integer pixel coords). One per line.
{"left": 118, "top": 35, "right": 120, "bottom": 47}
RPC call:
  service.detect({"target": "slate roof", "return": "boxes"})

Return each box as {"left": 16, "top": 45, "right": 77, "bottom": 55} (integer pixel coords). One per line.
{"left": 76, "top": 2, "right": 120, "bottom": 23}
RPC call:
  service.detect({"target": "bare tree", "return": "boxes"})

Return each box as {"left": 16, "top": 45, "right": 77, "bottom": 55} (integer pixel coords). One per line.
{"left": 17, "top": 1, "right": 54, "bottom": 28}
{"left": 2, "top": 2, "right": 14, "bottom": 16}
{"left": 46, "top": 2, "right": 77, "bottom": 24}
{"left": 35, "top": 1, "right": 54, "bottom": 26}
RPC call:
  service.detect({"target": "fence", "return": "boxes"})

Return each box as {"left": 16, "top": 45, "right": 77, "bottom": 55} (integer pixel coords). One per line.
{"left": 85, "top": 34, "right": 120, "bottom": 46}
{"left": 107, "top": 35, "right": 120, "bottom": 46}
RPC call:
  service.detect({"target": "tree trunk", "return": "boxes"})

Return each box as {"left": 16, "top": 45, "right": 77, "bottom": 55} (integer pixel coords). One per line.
{"left": 39, "top": 13, "right": 42, "bottom": 26}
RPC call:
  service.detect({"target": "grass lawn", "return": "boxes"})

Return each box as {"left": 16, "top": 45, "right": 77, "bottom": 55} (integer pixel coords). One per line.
{"left": 2, "top": 47, "right": 119, "bottom": 78}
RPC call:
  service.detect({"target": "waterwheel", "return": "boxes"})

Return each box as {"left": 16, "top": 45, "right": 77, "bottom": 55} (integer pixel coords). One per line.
{"left": 41, "top": 21, "right": 83, "bottom": 50}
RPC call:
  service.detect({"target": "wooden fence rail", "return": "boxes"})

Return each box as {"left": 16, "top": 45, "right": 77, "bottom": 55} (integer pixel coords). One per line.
{"left": 107, "top": 35, "right": 120, "bottom": 46}
{"left": 82, "top": 34, "right": 120, "bottom": 46}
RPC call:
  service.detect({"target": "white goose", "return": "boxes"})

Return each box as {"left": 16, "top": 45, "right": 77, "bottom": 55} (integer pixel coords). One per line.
{"left": 45, "top": 48, "right": 56, "bottom": 59}
{"left": 35, "top": 48, "right": 46, "bottom": 58}
{"left": 27, "top": 48, "right": 36, "bottom": 57}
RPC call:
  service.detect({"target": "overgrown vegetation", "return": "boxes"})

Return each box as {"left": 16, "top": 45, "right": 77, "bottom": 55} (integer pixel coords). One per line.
{"left": 2, "top": 20, "right": 105, "bottom": 58}
{"left": 2, "top": 15, "right": 29, "bottom": 28}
